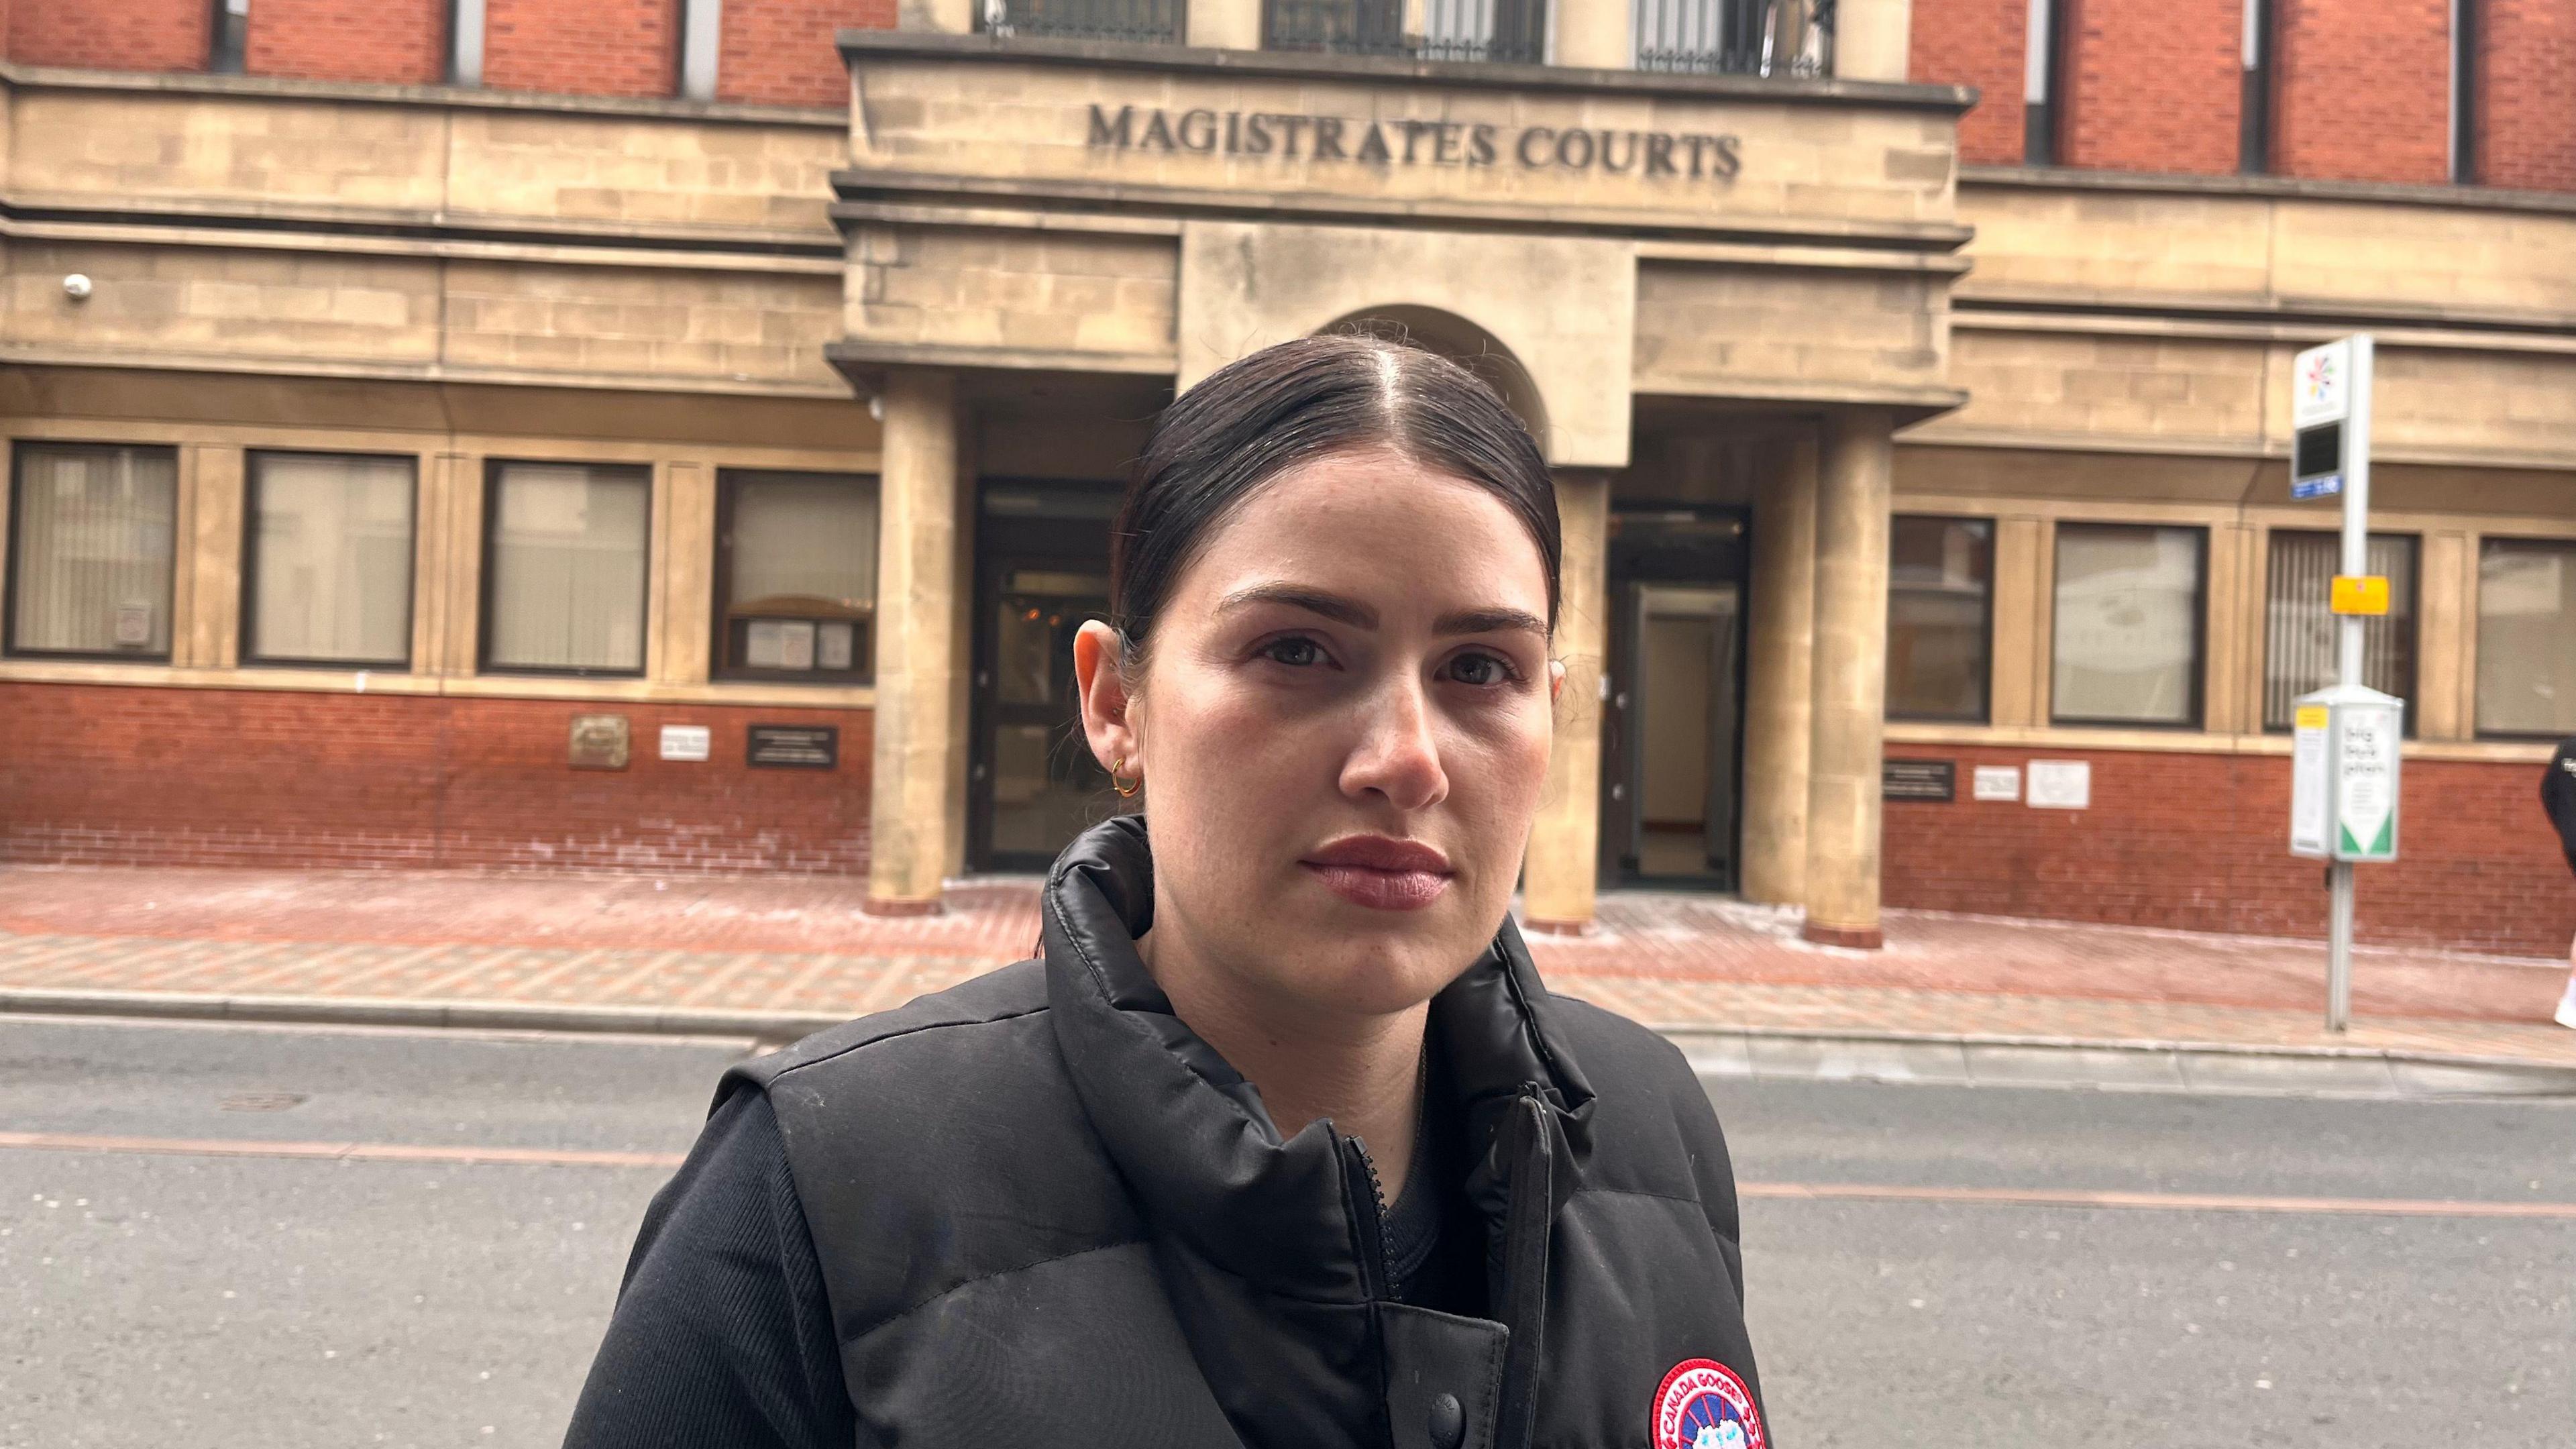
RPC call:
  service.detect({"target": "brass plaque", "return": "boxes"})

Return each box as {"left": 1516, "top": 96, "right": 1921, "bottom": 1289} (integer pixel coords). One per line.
{"left": 568, "top": 714, "right": 631, "bottom": 771}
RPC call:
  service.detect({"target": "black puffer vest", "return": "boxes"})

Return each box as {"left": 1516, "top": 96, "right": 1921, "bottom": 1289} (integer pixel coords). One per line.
{"left": 727, "top": 817, "right": 1766, "bottom": 1448}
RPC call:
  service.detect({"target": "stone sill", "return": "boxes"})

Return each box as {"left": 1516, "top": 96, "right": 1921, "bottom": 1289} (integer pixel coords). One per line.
{"left": 1885, "top": 721, "right": 2555, "bottom": 765}
{"left": 0, "top": 60, "right": 844, "bottom": 129}
{"left": 838, "top": 30, "right": 1976, "bottom": 113}
{"left": 1962, "top": 163, "right": 2576, "bottom": 219}
{"left": 0, "top": 660, "right": 877, "bottom": 710}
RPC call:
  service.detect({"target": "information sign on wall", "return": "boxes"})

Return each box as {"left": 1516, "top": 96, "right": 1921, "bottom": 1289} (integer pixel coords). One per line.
{"left": 747, "top": 725, "right": 838, "bottom": 770}
{"left": 2026, "top": 760, "right": 2092, "bottom": 810}
{"left": 1882, "top": 760, "right": 1956, "bottom": 802}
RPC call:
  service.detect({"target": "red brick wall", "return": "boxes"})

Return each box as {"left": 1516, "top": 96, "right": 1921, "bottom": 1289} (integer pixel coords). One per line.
{"left": 482, "top": 0, "right": 681, "bottom": 99}
{"left": 11, "top": 0, "right": 209, "bottom": 70}
{"left": 1909, "top": 0, "right": 2025, "bottom": 166}
{"left": 0, "top": 684, "right": 873, "bottom": 875}
{"left": 2054, "top": 0, "right": 2242, "bottom": 174}
{"left": 716, "top": 0, "right": 890, "bottom": 107}
{"left": 1884, "top": 744, "right": 2576, "bottom": 959}
{"left": 2271, "top": 0, "right": 2451, "bottom": 184}
{"left": 244, "top": 0, "right": 448, "bottom": 85}
{"left": 2479, "top": 0, "right": 2576, "bottom": 191}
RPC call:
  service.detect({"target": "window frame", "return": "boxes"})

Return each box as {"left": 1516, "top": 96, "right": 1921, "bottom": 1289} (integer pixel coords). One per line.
{"left": 2472, "top": 533, "right": 2576, "bottom": 742}
{"left": 1884, "top": 512, "right": 1997, "bottom": 726}
{"left": 2258, "top": 527, "right": 2418, "bottom": 735}
{"left": 2047, "top": 521, "right": 2210, "bottom": 731}
{"left": 3, "top": 439, "right": 183, "bottom": 665}
{"left": 708, "top": 468, "right": 879, "bottom": 688}
{"left": 475, "top": 458, "right": 654, "bottom": 681}
{"left": 239, "top": 447, "right": 421, "bottom": 672}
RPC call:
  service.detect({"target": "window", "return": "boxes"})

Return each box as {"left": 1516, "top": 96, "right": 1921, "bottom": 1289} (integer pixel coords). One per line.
{"left": 1886, "top": 516, "right": 1992, "bottom": 722}
{"left": 211, "top": 0, "right": 249, "bottom": 73}
{"left": 244, "top": 452, "right": 417, "bottom": 668}
{"left": 713, "top": 470, "right": 879, "bottom": 683}
{"left": 7, "top": 443, "right": 179, "bottom": 661}
{"left": 2261, "top": 531, "right": 2416, "bottom": 730}
{"left": 2476, "top": 537, "right": 2576, "bottom": 738}
{"left": 2051, "top": 523, "right": 2205, "bottom": 727}
{"left": 481, "top": 462, "right": 650, "bottom": 676}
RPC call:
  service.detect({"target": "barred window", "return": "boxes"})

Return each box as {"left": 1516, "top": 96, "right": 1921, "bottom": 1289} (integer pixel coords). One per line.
{"left": 2261, "top": 531, "right": 2415, "bottom": 731}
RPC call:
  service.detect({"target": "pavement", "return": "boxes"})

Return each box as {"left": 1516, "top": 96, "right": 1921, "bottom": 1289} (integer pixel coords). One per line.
{"left": 7, "top": 1016, "right": 2572, "bottom": 1448}
{"left": 3, "top": 863, "right": 2575, "bottom": 1097}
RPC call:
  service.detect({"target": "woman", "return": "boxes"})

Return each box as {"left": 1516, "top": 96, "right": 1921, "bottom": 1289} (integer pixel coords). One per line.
{"left": 564, "top": 336, "right": 1766, "bottom": 1449}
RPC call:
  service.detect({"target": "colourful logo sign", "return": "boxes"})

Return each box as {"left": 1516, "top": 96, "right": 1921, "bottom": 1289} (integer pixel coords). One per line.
{"left": 1652, "top": 1359, "right": 1766, "bottom": 1449}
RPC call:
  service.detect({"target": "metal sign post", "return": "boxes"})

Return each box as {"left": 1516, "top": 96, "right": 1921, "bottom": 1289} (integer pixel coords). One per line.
{"left": 2286, "top": 335, "right": 2397, "bottom": 1033}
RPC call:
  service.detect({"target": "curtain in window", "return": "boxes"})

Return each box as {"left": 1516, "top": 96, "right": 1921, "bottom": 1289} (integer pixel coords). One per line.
{"left": 9, "top": 445, "right": 178, "bottom": 657}
{"left": 721, "top": 472, "right": 879, "bottom": 679}
{"left": 250, "top": 453, "right": 416, "bottom": 666}
{"left": 1886, "top": 516, "right": 1992, "bottom": 722}
{"left": 486, "top": 464, "right": 649, "bottom": 674}
{"left": 2261, "top": 531, "right": 2414, "bottom": 729}
{"left": 2476, "top": 539, "right": 2576, "bottom": 737}
{"left": 2051, "top": 524, "right": 2202, "bottom": 725}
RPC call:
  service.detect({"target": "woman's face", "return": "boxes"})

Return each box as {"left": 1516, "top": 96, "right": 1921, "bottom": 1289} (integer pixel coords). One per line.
{"left": 1076, "top": 447, "right": 1560, "bottom": 1026}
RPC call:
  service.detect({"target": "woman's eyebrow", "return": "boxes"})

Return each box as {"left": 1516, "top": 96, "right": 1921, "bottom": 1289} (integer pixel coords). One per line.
{"left": 1434, "top": 606, "right": 1548, "bottom": 639}
{"left": 1215, "top": 584, "right": 1376, "bottom": 629}
{"left": 1215, "top": 585, "right": 1544, "bottom": 640}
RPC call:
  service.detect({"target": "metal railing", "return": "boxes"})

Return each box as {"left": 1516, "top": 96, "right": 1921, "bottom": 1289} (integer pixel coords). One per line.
{"left": 1634, "top": 0, "right": 1831, "bottom": 75}
{"left": 981, "top": 0, "right": 1184, "bottom": 44}
{"left": 1265, "top": 0, "right": 1548, "bottom": 64}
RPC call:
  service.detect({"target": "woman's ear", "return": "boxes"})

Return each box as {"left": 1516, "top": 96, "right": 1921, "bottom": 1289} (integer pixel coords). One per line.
{"left": 1073, "top": 619, "right": 1141, "bottom": 777}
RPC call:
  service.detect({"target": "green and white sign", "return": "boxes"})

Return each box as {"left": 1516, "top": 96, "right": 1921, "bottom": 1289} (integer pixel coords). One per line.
{"left": 2288, "top": 685, "right": 2403, "bottom": 863}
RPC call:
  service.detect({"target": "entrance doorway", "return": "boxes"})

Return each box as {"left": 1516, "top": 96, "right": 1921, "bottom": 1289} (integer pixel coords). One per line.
{"left": 967, "top": 479, "right": 1130, "bottom": 872}
{"left": 1600, "top": 507, "right": 1750, "bottom": 889}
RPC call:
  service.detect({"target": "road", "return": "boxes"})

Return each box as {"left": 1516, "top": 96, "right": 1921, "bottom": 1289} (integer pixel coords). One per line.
{"left": 2, "top": 1016, "right": 2570, "bottom": 1448}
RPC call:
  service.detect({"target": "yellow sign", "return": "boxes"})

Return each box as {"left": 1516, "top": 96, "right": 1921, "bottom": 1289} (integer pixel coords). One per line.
{"left": 2330, "top": 576, "right": 2390, "bottom": 616}
{"left": 2295, "top": 705, "right": 2330, "bottom": 731}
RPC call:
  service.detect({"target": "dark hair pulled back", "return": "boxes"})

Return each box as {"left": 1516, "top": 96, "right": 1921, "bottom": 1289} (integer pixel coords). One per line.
{"left": 1110, "top": 334, "right": 1560, "bottom": 672}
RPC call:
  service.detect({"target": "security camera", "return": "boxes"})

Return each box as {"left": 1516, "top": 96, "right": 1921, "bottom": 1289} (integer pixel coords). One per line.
{"left": 62, "top": 274, "right": 93, "bottom": 301}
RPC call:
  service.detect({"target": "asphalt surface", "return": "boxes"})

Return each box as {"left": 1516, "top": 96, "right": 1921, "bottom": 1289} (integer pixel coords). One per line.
{"left": 2, "top": 1015, "right": 2571, "bottom": 1448}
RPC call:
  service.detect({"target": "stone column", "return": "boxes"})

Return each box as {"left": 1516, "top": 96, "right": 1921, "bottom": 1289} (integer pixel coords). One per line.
{"left": 1552, "top": 0, "right": 1629, "bottom": 70}
{"left": 900, "top": 0, "right": 975, "bottom": 35}
{"left": 1738, "top": 432, "right": 1817, "bottom": 908}
{"left": 867, "top": 370, "right": 963, "bottom": 916}
{"left": 1831, "top": 0, "right": 1912, "bottom": 80}
{"left": 1801, "top": 409, "right": 1893, "bottom": 949}
{"left": 1186, "top": 0, "right": 1263, "bottom": 48}
{"left": 1523, "top": 470, "right": 1611, "bottom": 934}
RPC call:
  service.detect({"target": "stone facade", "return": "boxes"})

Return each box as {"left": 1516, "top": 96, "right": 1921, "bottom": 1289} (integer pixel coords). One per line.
{"left": 1, "top": 5, "right": 2572, "bottom": 961}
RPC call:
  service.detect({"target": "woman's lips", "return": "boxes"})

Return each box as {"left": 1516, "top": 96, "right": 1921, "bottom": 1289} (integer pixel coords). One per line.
{"left": 1299, "top": 837, "right": 1454, "bottom": 912}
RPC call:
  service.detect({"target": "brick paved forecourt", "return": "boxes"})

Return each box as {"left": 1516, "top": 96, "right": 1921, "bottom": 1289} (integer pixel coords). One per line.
{"left": 3, "top": 867, "right": 2571, "bottom": 1097}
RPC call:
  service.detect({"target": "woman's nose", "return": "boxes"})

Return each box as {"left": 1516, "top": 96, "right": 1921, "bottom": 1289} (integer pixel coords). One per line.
{"left": 1339, "top": 679, "right": 1448, "bottom": 812}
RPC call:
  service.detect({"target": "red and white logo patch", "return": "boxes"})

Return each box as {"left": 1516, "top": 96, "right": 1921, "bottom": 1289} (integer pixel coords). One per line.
{"left": 1651, "top": 1358, "right": 1766, "bottom": 1449}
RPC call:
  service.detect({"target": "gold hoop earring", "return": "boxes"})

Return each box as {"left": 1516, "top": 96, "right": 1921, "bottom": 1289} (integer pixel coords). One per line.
{"left": 1110, "top": 755, "right": 1142, "bottom": 798}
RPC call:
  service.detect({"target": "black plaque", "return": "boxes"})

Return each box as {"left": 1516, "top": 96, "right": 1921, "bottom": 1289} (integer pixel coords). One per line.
{"left": 747, "top": 724, "right": 839, "bottom": 770}
{"left": 1882, "top": 759, "right": 1955, "bottom": 802}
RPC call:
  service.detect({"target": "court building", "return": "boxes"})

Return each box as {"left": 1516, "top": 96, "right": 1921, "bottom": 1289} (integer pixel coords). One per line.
{"left": 3, "top": 0, "right": 2573, "bottom": 955}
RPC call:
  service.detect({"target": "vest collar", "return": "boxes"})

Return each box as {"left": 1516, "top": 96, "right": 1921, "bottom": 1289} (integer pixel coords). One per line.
{"left": 1040, "top": 815, "right": 1594, "bottom": 1301}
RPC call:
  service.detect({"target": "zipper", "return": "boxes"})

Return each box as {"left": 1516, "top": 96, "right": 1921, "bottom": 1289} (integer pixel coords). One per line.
{"left": 1493, "top": 1084, "right": 1556, "bottom": 1449}
{"left": 1340, "top": 1132, "right": 1397, "bottom": 1301}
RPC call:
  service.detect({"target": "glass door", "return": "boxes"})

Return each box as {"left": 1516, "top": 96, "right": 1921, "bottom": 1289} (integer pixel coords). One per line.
{"left": 967, "top": 480, "right": 1126, "bottom": 872}
{"left": 1598, "top": 507, "right": 1750, "bottom": 889}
